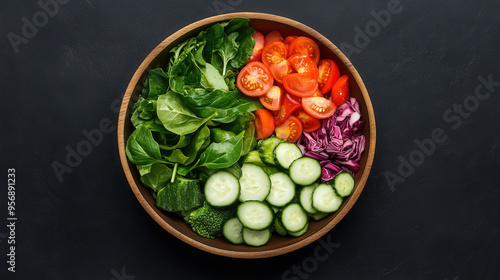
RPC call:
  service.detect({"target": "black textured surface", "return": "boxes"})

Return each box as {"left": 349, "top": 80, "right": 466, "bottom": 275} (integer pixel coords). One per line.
{"left": 1, "top": 0, "right": 500, "bottom": 279}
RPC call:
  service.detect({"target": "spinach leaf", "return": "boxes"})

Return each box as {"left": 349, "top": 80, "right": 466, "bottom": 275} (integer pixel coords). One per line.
{"left": 196, "top": 131, "right": 244, "bottom": 169}
{"left": 217, "top": 32, "right": 239, "bottom": 75}
{"left": 133, "top": 118, "right": 170, "bottom": 134}
{"left": 147, "top": 68, "right": 169, "bottom": 100}
{"left": 140, "top": 163, "right": 173, "bottom": 191}
{"left": 126, "top": 125, "right": 164, "bottom": 165}
{"left": 164, "top": 149, "right": 190, "bottom": 164}
{"left": 241, "top": 120, "right": 256, "bottom": 156}
{"left": 169, "top": 39, "right": 202, "bottom": 94}
{"left": 137, "top": 164, "right": 152, "bottom": 176}
{"left": 185, "top": 88, "right": 262, "bottom": 123}
{"left": 157, "top": 133, "right": 191, "bottom": 150}
{"left": 210, "top": 128, "right": 236, "bottom": 143}
{"left": 201, "top": 63, "right": 228, "bottom": 91}
{"left": 131, "top": 97, "right": 171, "bottom": 134}
{"left": 132, "top": 97, "right": 156, "bottom": 120}
{"left": 219, "top": 111, "right": 256, "bottom": 134}
{"left": 222, "top": 17, "right": 250, "bottom": 35}
{"left": 224, "top": 70, "right": 237, "bottom": 91}
{"left": 230, "top": 26, "right": 255, "bottom": 69}
{"left": 183, "top": 125, "right": 211, "bottom": 166}
{"left": 157, "top": 91, "right": 217, "bottom": 136}
{"left": 203, "top": 23, "right": 225, "bottom": 67}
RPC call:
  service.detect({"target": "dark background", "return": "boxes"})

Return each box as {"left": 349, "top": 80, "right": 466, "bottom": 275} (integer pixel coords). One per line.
{"left": 1, "top": 0, "right": 499, "bottom": 279}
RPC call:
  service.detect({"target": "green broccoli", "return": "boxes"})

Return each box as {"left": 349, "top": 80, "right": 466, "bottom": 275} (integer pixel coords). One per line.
{"left": 187, "top": 203, "right": 236, "bottom": 239}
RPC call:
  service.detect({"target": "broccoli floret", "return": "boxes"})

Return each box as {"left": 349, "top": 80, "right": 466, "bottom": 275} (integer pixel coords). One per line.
{"left": 187, "top": 203, "right": 236, "bottom": 239}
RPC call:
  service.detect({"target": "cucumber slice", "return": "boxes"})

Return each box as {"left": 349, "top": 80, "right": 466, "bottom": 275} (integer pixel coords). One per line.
{"left": 243, "top": 150, "right": 280, "bottom": 175}
{"left": 289, "top": 157, "right": 322, "bottom": 186}
{"left": 223, "top": 217, "right": 244, "bottom": 245}
{"left": 288, "top": 223, "right": 309, "bottom": 237}
{"left": 243, "top": 150, "right": 264, "bottom": 166}
{"left": 273, "top": 142, "right": 303, "bottom": 169}
{"left": 239, "top": 164, "right": 271, "bottom": 202}
{"left": 274, "top": 218, "right": 287, "bottom": 236}
{"left": 312, "top": 184, "right": 343, "bottom": 213}
{"left": 267, "top": 172, "right": 296, "bottom": 207}
{"left": 258, "top": 137, "right": 284, "bottom": 165}
{"left": 204, "top": 171, "right": 240, "bottom": 207}
{"left": 334, "top": 172, "right": 355, "bottom": 197}
{"left": 299, "top": 183, "right": 318, "bottom": 214}
{"left": 237, "top": 201, "right": 274, "bottom": 230}
{"left": 242, "top": 228, "right": 271, "bottom": 247}
{"left": 310, "top": 212, "right": 329, "bottom": 221}
{"left": 281, "top": 203, "right": 308, "bottom": 232}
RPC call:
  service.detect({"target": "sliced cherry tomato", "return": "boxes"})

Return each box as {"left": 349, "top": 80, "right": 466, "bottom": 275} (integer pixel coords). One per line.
{"left": 287, "top": 54, "right": 319, "bottom": 77}
{"left": 312, "top": 88, "right": 324, "bottom": 98}
{"left": 288, "top": 37, "right": 321, "bottom": 65}
{"left": 261, "top": 40, "right": 288, "bottom": 70}
{"left": 269, "top": 60, "right": 293, "bottom": 84}
{"left": 301, "top": 96, "right": 337, "bottom": 119}
{"left": 265, "top": 30, "right": 284, "bottom": 45}
{"left": 259, "top": 85, "right": 284, "bottom": 111}
{"left": 247, "top": 31, "right": 265, "bottom": 63}
{"left": 331, "top": 75, "right": 349, "bottom": 105}
{"left": 283, "top": 72, "right": 319, "bottom": 97}
{"left": 254, "top": 109, "right": 275, "bottom": 140}
{"left": 317, "top": 59, "right": 340, "bottom": 93}
{"left": 275, "top": 116, "right": 303, "bottom": 143}
{"left": 274, "top": 93, "right": 301, "bottom": 126}
{"left": 284, "top": 36, "right": 298, "bottom": 46}
{"left": 295, "top": 109, "right": 321, "bottom": 133}
{"left": 237, "top": 62, "right": 274, "bottom": 97}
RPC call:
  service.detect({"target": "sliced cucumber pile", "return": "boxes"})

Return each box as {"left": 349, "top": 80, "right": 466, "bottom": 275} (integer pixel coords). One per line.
{"left": 203, "top": 142, "right": 356, "bottom": 247}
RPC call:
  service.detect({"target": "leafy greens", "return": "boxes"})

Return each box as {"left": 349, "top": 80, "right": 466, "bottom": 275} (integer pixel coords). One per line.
{"left": 125, "top": 18, "right": 258, "bottom": 208}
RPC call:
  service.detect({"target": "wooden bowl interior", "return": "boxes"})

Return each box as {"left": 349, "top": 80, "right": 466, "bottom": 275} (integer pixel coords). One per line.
{"left": 118, "top": 13, "right": 375, "bottom": 258}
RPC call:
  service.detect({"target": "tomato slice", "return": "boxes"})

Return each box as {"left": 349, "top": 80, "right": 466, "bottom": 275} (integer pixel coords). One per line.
{"left": 247, "top": 31, "right": 265, "bottom": 63}
{"left": 254, "top": 109, "right": 275, "bottom": 140}
{"left": 312, "top": 88, "right": 324, "bottom": 98}
{"left": 269, "top": 60, "right": 293, "bottom": 84}
{"left": 284, "top": 36, "right": 298, "bottom": 46}
{"left": 259, "top": 85, "right": 285, "bottom": 111}
{"left": 237, "top": 62, "right": 274, "bottom": 97}
{"left": 265, "top": 30, "right": 284, "bottom": 45}
{"left": 288, "top": 37, "right": 321, "bottom": 65}
{"left": 287, "top": 54, "right": 319, "bottom": 77}
{"left": 275, "top": 116, "right": 303, "bottom": 143}
{"left": 274, "top": 93, "right": 301, "bottom": 126}
{"left": 301, "top": 96, "right": 337, "bottom": 119}
{"left": 295, "top": 109, "right": 321, "bottom": 133}
{"left": 283, "top": 72, "right": 319, "bottom": 97}
{"left": 261, "top": 40, "right": 288, "bottom": 70}
{"left": 331, "top": 75, "right": 349, "bottom": 105}
{"left": 317, "top": 59, "right": 340, "bottom": 93}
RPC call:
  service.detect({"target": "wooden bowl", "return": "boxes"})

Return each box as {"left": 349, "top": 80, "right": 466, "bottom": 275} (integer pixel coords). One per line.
{"left": 117, "top": 12, "right": 376, "bottom": 259}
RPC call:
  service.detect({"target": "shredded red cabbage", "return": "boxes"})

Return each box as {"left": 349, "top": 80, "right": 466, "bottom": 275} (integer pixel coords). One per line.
{"left": 297, "top": 97, "right": 366, "bottom": 181}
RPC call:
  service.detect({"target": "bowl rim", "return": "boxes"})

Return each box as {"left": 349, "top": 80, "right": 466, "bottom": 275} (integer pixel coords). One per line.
{"left": 117, "top": 12, "right": 376, "bottom": 259}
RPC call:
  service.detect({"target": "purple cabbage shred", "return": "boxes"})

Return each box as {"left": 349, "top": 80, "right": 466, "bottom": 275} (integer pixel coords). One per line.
{"left": 296, "top": 97, "right": 366, "bottom": 181}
